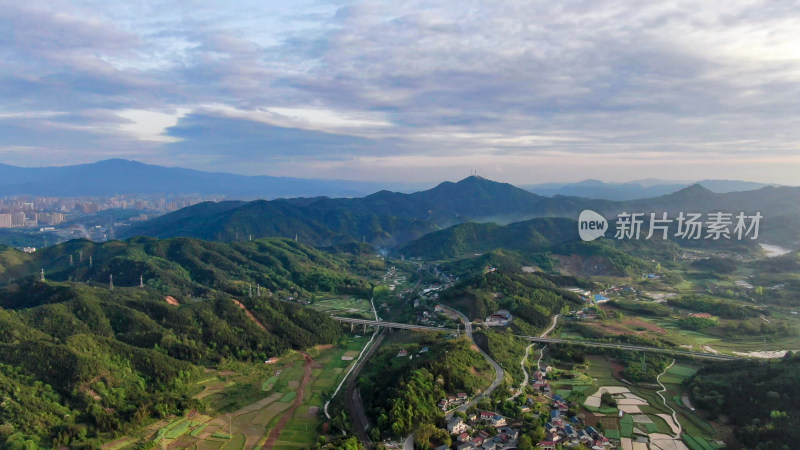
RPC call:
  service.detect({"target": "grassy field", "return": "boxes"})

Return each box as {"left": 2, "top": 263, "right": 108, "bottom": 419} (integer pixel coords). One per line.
{"left": 262, "top": 337, "right": 368, "bottom": 449}
{"left": 308, "top": 296, "right": 374, "bottom": 319}
{"left": 110, "top": 337, "right": 369, "bottom": 450}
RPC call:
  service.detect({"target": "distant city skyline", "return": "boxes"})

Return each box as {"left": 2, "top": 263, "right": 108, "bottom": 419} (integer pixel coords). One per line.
{"left": 2, "top": 1, "right": 799, "bottom": 184}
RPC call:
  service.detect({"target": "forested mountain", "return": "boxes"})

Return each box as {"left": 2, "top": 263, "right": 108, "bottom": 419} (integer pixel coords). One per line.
{"left": 0, "top": 237, "right": 372, "bottom": 299}
{"left": 123, "top": 176, "right": 800, "bottom": 248}
{"left": 358, "top": 336, "right": 494, "bottom": 438}
{"left": 123, "top": 198, "right": 439, "bottom": 247}
{"left": 0, "top": 281, "right": 344, "bottom": 448}
{"left": 0, "top": 237, "right": 373, "bottom": 448}
{"left": 687, "top": 354, "right": 800, "bottom": 449}
{"left": 439, "top": 268, "right": 587, "bottom": 332}
{"left": 397, "top": 217, "right": 578, "bottom": 259}
{"left": 122, "top": 177, "right": 607, "bottom": 245}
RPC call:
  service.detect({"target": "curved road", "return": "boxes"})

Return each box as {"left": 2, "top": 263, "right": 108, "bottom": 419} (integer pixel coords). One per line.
{"left": 656, "top": 359, "right": 682, "bottom": 438}
{"left": 443, "top": 306, "right": 504, "bottom": 418}
{"left": 509, "top": 314, "right": 560, "bottom": 400}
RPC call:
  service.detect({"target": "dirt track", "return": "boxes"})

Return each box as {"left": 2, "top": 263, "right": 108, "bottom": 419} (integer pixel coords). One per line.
{"left": 263, "top": 353, "right": 313, "bottom": 449}
{"left": 231, "top": 299, "right": 268, "bottom": 331}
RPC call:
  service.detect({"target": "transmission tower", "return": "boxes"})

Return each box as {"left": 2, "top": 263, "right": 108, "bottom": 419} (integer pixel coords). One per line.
{"left": 109, "top": 274, "right": 114, "bottom": 290}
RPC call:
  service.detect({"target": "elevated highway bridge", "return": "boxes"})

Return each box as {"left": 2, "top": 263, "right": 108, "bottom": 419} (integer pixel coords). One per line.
{"left": 331, "top": 316, "right": 743, "bottom": 361}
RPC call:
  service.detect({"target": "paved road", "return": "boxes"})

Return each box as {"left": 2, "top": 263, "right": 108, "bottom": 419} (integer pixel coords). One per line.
{"left": 331, "top": 316, "right": 453, "bottom": 332}
{"left": 509, "top": 314, "right": 560, "bottom": 399}
{"left": 514, "top": 335, "right": 741, "bottom": 361}
{"left": 333, "top": 318, "right": 744, "bottom": 361}
{"left": 443, "top": 306, "right": 504, "bottom": 418}
{"left": 541, "top": 314, "right": 561, "bottom": 337}
{"left": 345, "top": 329, "right": 386, "bottom": 447}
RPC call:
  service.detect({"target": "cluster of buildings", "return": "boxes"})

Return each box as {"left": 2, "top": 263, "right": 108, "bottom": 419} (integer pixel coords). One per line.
{"left": 0, "top": 194, "right": 221, "bottom": 229}
{"left": 0, "top": 211, "right": 66, "bottom": 228}
{"left": 438, "top": 392, "right": 469, "bottom": 411}
{"left": 444, "top": 413, "right": 518, "bottom": 450}
{"left": 541, "top": 397, "right": 612, "bottom": 449}
{"left": 529, "top": 371, "right": 615, "bottom": 449}
{"left": 563, "top": 286, "right": 616, "bottom": 304}
{"left": 428, "top": 368, "right": 618, "bottom": 450}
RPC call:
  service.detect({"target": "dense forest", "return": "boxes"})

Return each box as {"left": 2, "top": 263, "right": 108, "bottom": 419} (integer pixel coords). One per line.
{"left": 357, "top": 334, "right": 493, "bottom": 439}
{"left": 439, "top": 269, "right": 584, "bottom": 333}
{"left": 0, "top": 237, "right": 373, "bottom": 300}
{"left": 687, "top": 353, "right": 800, "bottom": 449}
{"left": 397, "top": 217, "right": 578, "bottom": 259}
{"left": 0, "top": 237, "right": 370, "bottom": 448}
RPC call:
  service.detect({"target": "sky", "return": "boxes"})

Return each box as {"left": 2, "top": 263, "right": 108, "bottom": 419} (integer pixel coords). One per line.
{"left": 1, "top": 0, "right": 800, "bottom": 184}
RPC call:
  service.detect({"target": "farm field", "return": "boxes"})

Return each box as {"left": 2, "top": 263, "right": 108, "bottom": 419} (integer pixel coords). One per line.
{"left": 543, "top": 355, "right": 721, "bottom": 448}
{"left": 308, "top": 296, "right": 375, "bottom": 319}
{"left": 107, "top": 337, "right": 369, "bottom": 450}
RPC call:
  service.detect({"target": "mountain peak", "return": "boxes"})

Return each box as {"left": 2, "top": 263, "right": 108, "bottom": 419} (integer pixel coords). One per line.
{"left": 680, "top": 183, "right": 714, "bottom": 194}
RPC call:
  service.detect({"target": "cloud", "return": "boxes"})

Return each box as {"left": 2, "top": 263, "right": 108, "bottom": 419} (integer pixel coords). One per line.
{"left": 1, "top": 0, "right": 800, "bottom": 183}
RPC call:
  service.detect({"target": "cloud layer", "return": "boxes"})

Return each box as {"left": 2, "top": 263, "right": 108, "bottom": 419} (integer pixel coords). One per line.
{"left": 1, "top": 0, "right": 799, "bottom": 183}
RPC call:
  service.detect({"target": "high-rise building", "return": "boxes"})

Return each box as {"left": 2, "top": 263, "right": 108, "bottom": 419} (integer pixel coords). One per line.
{"left": 37, "top": 212, "right": 64, "bottom": 226}
{"left": 11, "top": 212, "right": 25, "bottom": 227}
{"left": 0, "top": 214, "right": 11, "bottom": 228}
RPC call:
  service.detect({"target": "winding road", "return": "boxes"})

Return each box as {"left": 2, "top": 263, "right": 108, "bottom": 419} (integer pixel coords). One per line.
{"left": 509, "top": 314, "right": 560, "bottom": 400}
{"left": 656, "top": 359, "right": 682, "bottom": 438}
{"left": 443, "top": 306, "right": 504, "bottom": 418}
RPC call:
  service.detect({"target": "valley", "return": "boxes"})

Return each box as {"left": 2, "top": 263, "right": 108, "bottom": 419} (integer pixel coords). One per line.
{"left": 1, "top": 177, "right": 799, "bottom": 450}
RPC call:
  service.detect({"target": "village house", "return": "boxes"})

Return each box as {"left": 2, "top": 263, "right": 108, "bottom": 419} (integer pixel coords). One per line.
{"left": 447, "top": 417, "right": 469, "bottom": 435}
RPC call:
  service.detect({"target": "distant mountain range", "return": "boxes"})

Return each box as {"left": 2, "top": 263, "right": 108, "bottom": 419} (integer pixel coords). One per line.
{"left": 123, "top": 176, "right": 800, "bottom": 248}
{"left": 522, "top": 179, "right": 775, "bottom": 200}
{"left": 0, "top": 159, "right": 781, "bottom": 200}
{"left": 0, "top": 159, "right": 386, "bottom": 198}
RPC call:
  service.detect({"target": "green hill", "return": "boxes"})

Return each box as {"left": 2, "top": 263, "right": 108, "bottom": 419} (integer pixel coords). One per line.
{"left": 125, "top": 199, "right": 439, "bottom": 247}
{"left": 123, "top": 176, "right": 800, "bottom": 249}
{"left": 0, "top": 237, "right": 371, "bottom": 448}
{"left": 398, "top": 217, "right": 578, "bottom": 259}
{"left": 439, "top": 268, "right": 587, "bottom": 332}
{"left": 2, "top": 236, "right": 372, "bottom": 299}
